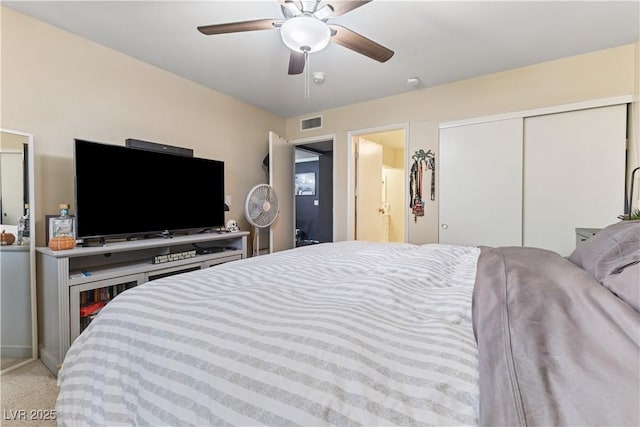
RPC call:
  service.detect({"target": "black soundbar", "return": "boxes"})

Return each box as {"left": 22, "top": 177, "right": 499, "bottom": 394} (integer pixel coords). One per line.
{"left": 125, "top": 138, "right": 193, "bottom": 157}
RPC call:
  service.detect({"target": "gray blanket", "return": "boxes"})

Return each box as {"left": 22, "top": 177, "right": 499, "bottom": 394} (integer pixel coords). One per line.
{"left": 473, "top": 246, "right": 639, "bottom": 426}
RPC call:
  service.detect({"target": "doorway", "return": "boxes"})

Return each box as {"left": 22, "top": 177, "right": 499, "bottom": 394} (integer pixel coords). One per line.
{"left": 348, "top": 125, "right": 407, "bottom": 242}
{"left": 294, "top": 140, "right": 333, "bottom": 247}
{"left": 268, "top": 132, "right": 335, "bottom": 253}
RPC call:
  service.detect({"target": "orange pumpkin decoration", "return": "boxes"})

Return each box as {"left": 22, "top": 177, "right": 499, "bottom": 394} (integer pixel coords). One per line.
{"left": 1, "top": 230, "right": 16, "bottom": 245}
{"left": 48, "top": 235, "right": 76, "bottom": 251}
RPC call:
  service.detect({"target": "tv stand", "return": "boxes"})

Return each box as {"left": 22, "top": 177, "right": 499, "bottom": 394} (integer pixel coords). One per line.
{"left": 36, "top": 231, "right": 248, "bottom": 376}
{"left": 144, "top": 231, "right": 174, "bottom": 239}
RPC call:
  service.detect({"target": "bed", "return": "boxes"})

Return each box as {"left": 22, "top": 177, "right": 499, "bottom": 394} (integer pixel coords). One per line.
{"left": 55, "top": 221, "right": 640, "bottom": 426}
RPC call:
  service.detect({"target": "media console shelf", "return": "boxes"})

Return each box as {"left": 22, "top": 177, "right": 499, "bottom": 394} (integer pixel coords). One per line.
{"left": 36, "top": 231, "right": 248, "bottom": 375}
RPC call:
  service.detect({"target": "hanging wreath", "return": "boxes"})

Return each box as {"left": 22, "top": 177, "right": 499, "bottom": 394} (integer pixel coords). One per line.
{"left": 409, "top": 149, "right": 436, "bottom": 222}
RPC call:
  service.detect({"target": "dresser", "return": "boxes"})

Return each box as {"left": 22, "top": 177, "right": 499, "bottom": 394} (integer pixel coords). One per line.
{"left": 0, "top": 245, "right": 32, "bottom": 359}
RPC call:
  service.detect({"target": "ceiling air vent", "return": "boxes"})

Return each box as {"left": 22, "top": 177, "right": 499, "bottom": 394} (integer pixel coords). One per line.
{"left": 300, "top": 115, "right": 323, "bottom": 131}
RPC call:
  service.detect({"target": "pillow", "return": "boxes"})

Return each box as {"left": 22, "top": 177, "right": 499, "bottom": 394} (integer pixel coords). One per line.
{"left": 568, "top": 220, "right": 640, "bottom": 282}
{"left": 601, "top": 262, "right": 640, "bottom": 312}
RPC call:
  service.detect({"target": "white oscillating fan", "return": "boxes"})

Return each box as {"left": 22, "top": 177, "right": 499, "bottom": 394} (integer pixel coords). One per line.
{"left": 244, "top": 183, "right": 279, "bottom": 256}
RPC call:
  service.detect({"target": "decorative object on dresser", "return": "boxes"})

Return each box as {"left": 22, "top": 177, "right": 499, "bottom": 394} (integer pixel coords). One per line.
{"left": 44, "top": 213, "right": 74, "bottom": 246}
{"left": 47, "top": 203, "right": 76, "bottom": 250}
{"left": 0, "top": 230, "right": 16, "bottom": 245}
{"left": 225, "top": 219, "right": 239, "bottom": 233}
{"left": 16, "top": 203, "right": 30, "bottom": 245}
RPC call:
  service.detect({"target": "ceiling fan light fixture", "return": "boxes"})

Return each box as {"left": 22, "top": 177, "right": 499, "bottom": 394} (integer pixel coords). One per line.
{"left": 280, "top": 15, "right": 331, "bottom": 53}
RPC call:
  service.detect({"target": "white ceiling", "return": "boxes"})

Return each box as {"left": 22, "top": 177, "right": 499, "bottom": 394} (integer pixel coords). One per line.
{"left": 4, "top": 1, "right": 639, "bottom": 118}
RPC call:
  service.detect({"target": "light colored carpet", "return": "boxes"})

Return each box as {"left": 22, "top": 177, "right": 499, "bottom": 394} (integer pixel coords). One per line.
{"left": 0, "top": 360, "right": 59, "bottom": 427}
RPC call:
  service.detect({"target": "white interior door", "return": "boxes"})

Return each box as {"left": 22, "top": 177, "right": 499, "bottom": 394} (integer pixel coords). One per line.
{"left": 439, "top": 118, "right": 523, "bottom": 247}
{"left": 523, "top": 104, "right": 626, "bottom": 256}
{"left": 268, "top": 131, "right": 295, "bottom": 253}
{"left": 356, "top": 138, "right": 384, "bottom": 242}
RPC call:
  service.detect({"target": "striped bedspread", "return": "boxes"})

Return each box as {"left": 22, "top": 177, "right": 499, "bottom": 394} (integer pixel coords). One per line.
{"left": 56, "top": 241, "right": 480, "bottom": 426}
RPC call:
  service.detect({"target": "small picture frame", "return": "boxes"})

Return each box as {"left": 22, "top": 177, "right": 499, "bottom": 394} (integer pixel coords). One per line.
{"left": 295, "top": 172, "right": 316, "bottom": 196}
{"left": 45, "top": 214, "right": 76, "bottom": 245}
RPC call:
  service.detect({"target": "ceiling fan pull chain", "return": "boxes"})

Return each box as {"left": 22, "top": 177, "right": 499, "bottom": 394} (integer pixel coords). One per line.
{"left": 304, "top": 50, "right": 310, "bottom": 99}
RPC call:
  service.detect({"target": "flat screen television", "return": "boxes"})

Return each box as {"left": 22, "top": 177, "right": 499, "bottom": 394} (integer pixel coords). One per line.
{"left": 74, "top": 139, "right": 225, "bottom": 241}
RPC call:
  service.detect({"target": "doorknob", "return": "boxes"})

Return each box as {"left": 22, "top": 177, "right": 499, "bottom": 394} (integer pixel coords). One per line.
{"left": 441, "top": 224, "right": 448, "bottom": 229}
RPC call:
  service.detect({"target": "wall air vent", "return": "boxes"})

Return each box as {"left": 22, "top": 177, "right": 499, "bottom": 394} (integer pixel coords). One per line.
{"left": 300, "top": 115, "right": 323, "bottom": 131}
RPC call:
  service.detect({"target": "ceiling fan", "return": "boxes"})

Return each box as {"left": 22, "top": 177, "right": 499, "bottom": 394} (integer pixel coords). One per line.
{"left": 197, "top": 0, "right": 394, "bottom": 76}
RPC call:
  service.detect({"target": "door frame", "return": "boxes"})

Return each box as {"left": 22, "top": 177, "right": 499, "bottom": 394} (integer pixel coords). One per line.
{"left": 347, "top": 122, "right": 410, "bottom": 241}
{"left": 289, "top": 133, "right": 336, "bottom": 245}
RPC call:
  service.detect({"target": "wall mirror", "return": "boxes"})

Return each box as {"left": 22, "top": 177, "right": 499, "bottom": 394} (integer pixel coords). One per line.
{"left": 1, "top": 128, "right": 36, "bottom": 374}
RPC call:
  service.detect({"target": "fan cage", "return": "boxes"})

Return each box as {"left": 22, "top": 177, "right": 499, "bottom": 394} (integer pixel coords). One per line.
{"left": 244, "top": 184, "right": 279, "bottom": 257}
{"left": 245, "top": 184, "right": 279, "bottom": 228}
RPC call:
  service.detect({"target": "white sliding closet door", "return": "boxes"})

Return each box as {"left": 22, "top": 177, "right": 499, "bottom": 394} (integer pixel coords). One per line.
{"left": 523, "top": 104, "right": 626, "bottom": 256}
{"left": 439, "top": 118, "right": 523, "bottom": 247}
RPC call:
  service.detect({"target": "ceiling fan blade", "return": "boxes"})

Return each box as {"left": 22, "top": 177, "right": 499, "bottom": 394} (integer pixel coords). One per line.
{"left": 326, "top": 0, "right": 371, "bottom": 17}
{"left": 280, "top": 0, "right": 303, "bottom": 17}
{"left": 197, "top": 19, "right": 278, "bottom": 35}
{"left": 314, "top": 4, "right": 334, "bottom": 20}
{"left": 288, "top": 50, "right": 306, "bottom": 75}
{"left": 329, "top": 24, "right": 394, "bottom": 63}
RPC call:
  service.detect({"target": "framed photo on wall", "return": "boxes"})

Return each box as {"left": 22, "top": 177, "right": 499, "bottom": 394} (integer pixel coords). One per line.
{"left": 295, "top": 172, "right": 316, "bottom": 196}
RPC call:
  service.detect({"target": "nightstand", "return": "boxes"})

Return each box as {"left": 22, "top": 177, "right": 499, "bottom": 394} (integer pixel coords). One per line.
{"left": 575, "top": 228, "right": 602, "bottom": 246}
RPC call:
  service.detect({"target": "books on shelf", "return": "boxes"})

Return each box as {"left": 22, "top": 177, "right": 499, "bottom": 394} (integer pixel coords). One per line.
{"left": 80, "top": 282, "right": 136, "bottom": 306}
{"left": 79, "top": 301, "right": 106, "bottom": 317}
{"left": 79, "top": 281, "right": 138, "bottom": 333}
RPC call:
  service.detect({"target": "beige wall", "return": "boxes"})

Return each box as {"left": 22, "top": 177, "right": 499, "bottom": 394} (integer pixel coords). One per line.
{"left": 1, "top": 7, "right": 285, "bottom": 245}
{"left": 286, "top": 42, "right": 640, "bottom": 243}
